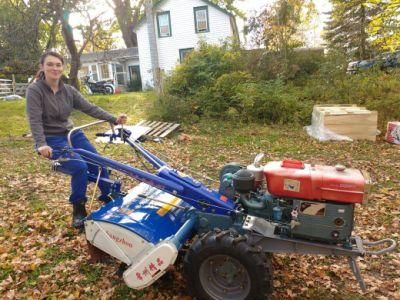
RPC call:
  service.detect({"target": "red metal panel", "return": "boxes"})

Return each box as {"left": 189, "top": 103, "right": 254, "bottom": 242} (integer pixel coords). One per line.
{"left": 263, "top": 161, "right": 365, "bottom": 204}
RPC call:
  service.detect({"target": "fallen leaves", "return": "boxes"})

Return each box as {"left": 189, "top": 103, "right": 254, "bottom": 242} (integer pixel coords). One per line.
{"left": 0, "top": 121, "right": 399, "bottom": 299}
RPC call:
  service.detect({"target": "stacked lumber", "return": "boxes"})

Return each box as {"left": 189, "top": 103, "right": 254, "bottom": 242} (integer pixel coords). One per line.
{"left": 312, "top": 104, "right": 378, "bottom": 141}
{"left": 136, "top": 120, "right": 180, "bottom": 138}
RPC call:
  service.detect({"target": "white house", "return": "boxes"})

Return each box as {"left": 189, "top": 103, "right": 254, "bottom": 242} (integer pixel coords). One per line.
{"left": 134, "top": 0, "right": 239, "bottom": 89}
{"left": 79, "top": 48, "right": 141, "bottom": 89}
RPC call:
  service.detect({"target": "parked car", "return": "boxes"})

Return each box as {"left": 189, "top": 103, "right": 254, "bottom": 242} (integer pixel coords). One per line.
{"left": 346, "top": 50, "right": 400, "bottom": 74}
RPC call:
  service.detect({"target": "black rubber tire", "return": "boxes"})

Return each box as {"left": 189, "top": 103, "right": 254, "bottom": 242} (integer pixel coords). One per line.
{"left": 104, "top": 85, "right": 114, "bottom": 94}
{"left": 184, "top": 229, "right": 273, "bottom": 300}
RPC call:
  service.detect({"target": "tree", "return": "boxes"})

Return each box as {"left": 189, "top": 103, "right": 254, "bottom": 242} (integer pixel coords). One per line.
{"left": 0, "top": 0, "right": 49, "bottom": 76}
{"left": 368, "top": 0, "right": 400, "bottom": 51}
{"left": 53, "top": 0, "right": 118, "bottom": 88}
{"left": 81, "top": 18, "right": 119, "bottom": 52}
{"left": 107, "top": 0, "right": 144, "bottom": 48}
{"left": 0, "top": 0, "right": 117, "bottom": 86}
{"left": 246, "top": 0, "right": 317, "bottom": 56}
{"left": 324, "top": 0, "right": 378, "bottom": 59}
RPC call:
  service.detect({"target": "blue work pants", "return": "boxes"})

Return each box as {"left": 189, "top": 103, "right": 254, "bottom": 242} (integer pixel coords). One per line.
{"left": 45, "top": 130, "right": 110, "bottom": 204}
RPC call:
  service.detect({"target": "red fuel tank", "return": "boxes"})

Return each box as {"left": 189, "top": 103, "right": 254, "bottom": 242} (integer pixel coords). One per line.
{"left": 263, "top": 160, "right": 368, "bottom": 204}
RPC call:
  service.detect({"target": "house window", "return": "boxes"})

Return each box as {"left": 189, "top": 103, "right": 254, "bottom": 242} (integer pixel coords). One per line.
{"left": 100, "top": 63, "right": 110, "bottom": 79}
{"left": 90, "top": 65, "right": 98, "bottom": 81}
{"left": 179, "top": 48, "right": 194, "bottom": 63}
{"left": 194, "top": 6, "right": 209, "bottom": 33}
{"left": 80, "top": 66, "right": 89, "bottom": 79}
{"left": 114, "top": 64, "right": 126, "bottom": 85}
{"left": 157, "top": 11, "right": 171, "bottom": 38}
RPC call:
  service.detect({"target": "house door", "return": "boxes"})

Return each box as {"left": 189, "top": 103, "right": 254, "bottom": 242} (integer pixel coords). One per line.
{"left": 128, "top": 65, "right": 142, "bottom": 91}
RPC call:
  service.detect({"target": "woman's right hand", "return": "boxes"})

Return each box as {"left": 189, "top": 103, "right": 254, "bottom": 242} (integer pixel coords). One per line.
{"left": 37, "top": 145, "right": 53, "bottom": 158}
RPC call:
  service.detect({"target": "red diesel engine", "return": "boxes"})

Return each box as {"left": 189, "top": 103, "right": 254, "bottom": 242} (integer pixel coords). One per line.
{"left": 262, "top": 160, "right": 371, "bottom": 243}
{"left": 263, "top": 159, "right": 369, "bottom": 205}
{"left": 219, "top": 158, "right": 371, "bottom": 244}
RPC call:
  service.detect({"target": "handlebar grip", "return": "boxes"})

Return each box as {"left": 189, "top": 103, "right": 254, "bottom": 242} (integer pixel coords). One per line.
{"left": 96, "top": 133, "right": 111, "bottom": 137}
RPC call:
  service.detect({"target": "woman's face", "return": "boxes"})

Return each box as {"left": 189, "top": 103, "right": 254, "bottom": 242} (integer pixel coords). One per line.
{"left": 40, "top": 55, "right": 64, "bottom": 82}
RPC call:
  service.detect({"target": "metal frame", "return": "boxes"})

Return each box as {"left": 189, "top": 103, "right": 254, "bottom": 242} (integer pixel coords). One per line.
{"left": 67, "top": 121, "right": 235, "bottom": 215}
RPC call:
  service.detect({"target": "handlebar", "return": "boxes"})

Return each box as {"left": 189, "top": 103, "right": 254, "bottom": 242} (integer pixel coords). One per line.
{"left": 362, "top": 238, "right": 397, "bottom": 255}
{"left": 68, "top": 120, "right": 115, "bottom": 147}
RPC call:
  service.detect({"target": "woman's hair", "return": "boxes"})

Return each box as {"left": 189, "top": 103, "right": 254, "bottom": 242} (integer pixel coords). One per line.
{"left": 34, "top": 51, "right": 65, "bottom": 81}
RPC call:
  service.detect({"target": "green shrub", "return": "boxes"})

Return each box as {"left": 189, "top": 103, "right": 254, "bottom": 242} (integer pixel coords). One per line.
{"left": 200, "top": 71, "right": 254, "bottom": 117}
{"left": 148, "top": 94, "right": 199, "bottom": 122}
{"left": 234, "top": 79, "right": 313, "bottom": 124}
{"left": 301, "top": 69, "right": 400, "bottom": 129}
{"left": 246, "top": 48, "right": 325, "bottom": 82}
{"left": 164, "top": 41, "right": 245, "bottom": 97}
{"left": 151, "top": 41, "right": 400, "bottom": 129}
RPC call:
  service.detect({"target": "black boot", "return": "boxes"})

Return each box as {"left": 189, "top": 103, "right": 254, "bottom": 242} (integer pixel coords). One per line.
{"left": 72, "top": 200, "right": 87, "bottom": 229}
{"left": 98, "top": 194, "right": 113, "bottom": 204}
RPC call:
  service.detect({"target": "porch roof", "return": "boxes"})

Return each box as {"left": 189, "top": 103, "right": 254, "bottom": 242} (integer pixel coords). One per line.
{"left": 81, "top": 47, "right": 139, "bottom": 64}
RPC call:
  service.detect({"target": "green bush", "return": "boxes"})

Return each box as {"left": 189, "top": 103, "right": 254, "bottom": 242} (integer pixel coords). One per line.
{"left": 164, "top": 41, "right": 245, "bottom": 97}
{"left": 199, "top": 71, "right": 254, "bottom": 117}
{"left": 151, "top": 42, "right": 400, "bottom": 129}
{"left": 234, "top": 79, "right": 313, "bottom": 124}
{"left": 246, "top": 48, "right": 325, "bottom": 82}
{"left": 302, "top": 70, "right": 400, "bottom": 129}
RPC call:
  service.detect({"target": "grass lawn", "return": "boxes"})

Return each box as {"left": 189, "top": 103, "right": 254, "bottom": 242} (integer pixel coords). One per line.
{"left": 0, "top": 92, "right": 399, "bottom": 299}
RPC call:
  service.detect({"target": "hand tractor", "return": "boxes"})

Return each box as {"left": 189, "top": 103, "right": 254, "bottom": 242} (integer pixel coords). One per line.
{"left": 52, "top": 121, "right": 396, "bottom": 300}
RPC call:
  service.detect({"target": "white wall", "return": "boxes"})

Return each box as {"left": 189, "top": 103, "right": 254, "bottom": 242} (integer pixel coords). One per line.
{"left": 136, "top": 0, "right": 235, "bottom": 89}
{"left": 137, "top": 25, "right": 154, "bottom": 89}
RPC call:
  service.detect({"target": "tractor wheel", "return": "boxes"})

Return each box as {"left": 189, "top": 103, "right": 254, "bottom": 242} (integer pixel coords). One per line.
{"left": 184, "top": 229, "right": 273, "bottom": 300}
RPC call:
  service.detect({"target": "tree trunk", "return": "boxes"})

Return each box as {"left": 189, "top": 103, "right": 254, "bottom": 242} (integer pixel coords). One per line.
{"left": 113, "top": 0, "right": 138, "bottom": 48}
{"left": 119, "top": 21, "right": 138, "bottom": 48}
{"left": 360, "top": 3, "right": 367, "bottom": 59}
{"left": 45, "top": 15, "right": 60, "bottom": 50}
{"left": 58, "top": 8, "right": 80, "bottom": 89}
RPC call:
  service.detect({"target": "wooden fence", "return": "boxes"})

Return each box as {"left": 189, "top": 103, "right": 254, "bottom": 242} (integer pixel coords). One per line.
{"left": 0, "top": 76, "right": 29, "bottom": 98}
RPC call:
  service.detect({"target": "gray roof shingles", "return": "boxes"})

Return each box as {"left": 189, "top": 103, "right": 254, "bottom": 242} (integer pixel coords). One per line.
{"left": 80, "top": 47, "right": 139, "bottom": 64}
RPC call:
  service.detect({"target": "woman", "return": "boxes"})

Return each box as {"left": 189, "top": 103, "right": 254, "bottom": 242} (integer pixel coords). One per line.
{"left": 26, "top": 51, "right": 127, "bottom": 229}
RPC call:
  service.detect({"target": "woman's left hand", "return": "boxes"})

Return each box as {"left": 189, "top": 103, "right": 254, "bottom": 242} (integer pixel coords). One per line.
{"left": 115, "top": 114, "right": 127, "bottom": 125}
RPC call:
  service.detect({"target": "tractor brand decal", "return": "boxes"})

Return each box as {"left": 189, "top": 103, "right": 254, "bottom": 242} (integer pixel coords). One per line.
{"left": 327, "top": 183, "right": 355, "bottom": 189}
{"left": 284, "top": 179, "right": 301, "bottom": 192}
{"left": 135, "top": 257, "right": 165, "bottom": 281}
{"left": 106, "top": 231, "right": 133, "bottom": 248}
{"left": 118, "top": 207, "right": 135, "bottom": 216}
{"left": 157, "top": 197, "right": 181, "bottom": 217}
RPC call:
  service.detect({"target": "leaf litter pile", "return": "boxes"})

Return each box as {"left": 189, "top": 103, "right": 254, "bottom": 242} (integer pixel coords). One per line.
{"left": 1, "top": 115, "right": 399, "bottom": 299}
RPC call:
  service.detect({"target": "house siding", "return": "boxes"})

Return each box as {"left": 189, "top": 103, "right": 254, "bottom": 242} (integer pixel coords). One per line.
{"left": 136, "top": 0, "right": 235, "bottom": 89}
{"left": 137, "top": 25, "right": 154, "bottom": 89}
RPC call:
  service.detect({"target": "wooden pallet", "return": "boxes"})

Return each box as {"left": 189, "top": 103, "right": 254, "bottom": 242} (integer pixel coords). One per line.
{"left": 136, "top": 120, "right": 180, "bottom": 138}
{"left": 312, "top": 105, "right": 378, "bottom": 141}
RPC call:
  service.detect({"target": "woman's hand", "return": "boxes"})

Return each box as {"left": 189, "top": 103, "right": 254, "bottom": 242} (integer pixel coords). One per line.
{"left": 37, "top": 145, "right": 53, "bottom": 158}
{"left": 115, "top": 114, "right": 127, "bottom": 125}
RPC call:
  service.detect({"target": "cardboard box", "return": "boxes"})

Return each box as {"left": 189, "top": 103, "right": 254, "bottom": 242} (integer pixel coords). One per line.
{"left": 312, "top": 105, "right": 378, "bottom": 141}
{"left": 385, "top": 121, "right": 400, "bottom": 144}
